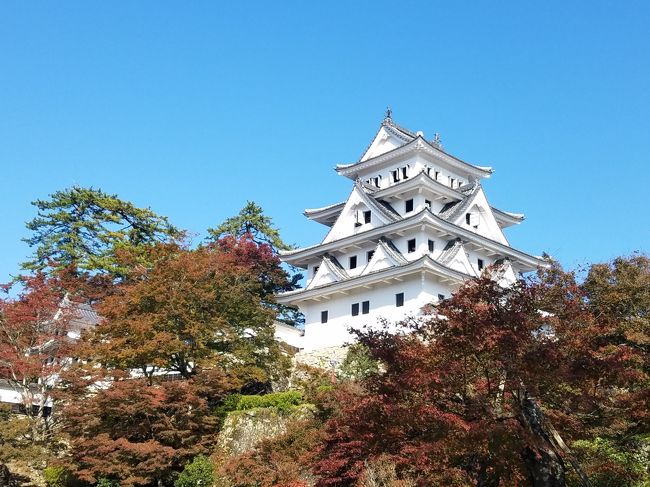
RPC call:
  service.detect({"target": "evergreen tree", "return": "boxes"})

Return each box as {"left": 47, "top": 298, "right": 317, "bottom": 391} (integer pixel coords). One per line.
{"left": 23, "top": 186, "right": 180, "bottom": 279}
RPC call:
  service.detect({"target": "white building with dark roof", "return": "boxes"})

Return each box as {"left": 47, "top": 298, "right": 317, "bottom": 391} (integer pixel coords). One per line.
{"left": 277, "top": 113, "right": 545, "bottom": 351}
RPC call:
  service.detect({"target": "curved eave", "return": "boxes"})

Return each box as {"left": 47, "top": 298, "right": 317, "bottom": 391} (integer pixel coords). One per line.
{"left": 336, "top": 136, "right": 493, "bottom": 180}
{"left": 303, "top": 202, "right": 346, "bottom": 226}
{"left": 276, "top": 255, "right": 469, "bottom": 304}
{"left": 492, "top": 208, "right": 525, "bottom": 227}
{"left": 374, "top": 170, "right": 464, "bottom": 202}
{"left": 280, "top": 209, "right": 546, "bottom": 271}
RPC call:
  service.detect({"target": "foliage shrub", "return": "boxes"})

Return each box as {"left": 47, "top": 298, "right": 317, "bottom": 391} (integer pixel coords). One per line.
{"left": 338, "top": 344, "right": 379, "bottom": 382}
{"left": 218, "top": 390, "right": 303, "bottom": 416}
{"left": 95, "top": 478, "right": 120, "bottom": 487}
{"left": 43, "top": 466, "right": 70, "bottom": 487}
{"left": 174, "top": 455, "right": 214, "bottom": 487}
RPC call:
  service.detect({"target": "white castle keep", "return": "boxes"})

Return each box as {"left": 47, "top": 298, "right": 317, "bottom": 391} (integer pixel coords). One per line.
{"left": 276, "top": 114, "right": 545, "bottom": 352}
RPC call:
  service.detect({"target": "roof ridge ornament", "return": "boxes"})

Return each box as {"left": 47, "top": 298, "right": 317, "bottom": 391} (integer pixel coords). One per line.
{"left": 385, "top": 106, "right": 392, "bottom": 120}
{"left": 432, "top": 132, "right": 443, "bottom": 149}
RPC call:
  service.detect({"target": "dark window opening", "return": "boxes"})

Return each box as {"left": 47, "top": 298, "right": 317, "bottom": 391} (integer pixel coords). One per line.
{"left": 364, "top": 210, "right": 371, "bottom": 224}
{"left": 428, "top": 239, "right": 435, "bottom": 252}
{"left": 405, "top": 199, "right": 414, "bottom": 213}
{"left": 351, "top": 303, "right": 360, "bottom": 316}
{"left": 313, "top": 265, "right": 319, "bottom": 274}
{"left": 425, "top": 199, "right": 431, "bottom": 209}
{"left": 367, "top": 250, "right": 375, "bottom": 262}
{"left": 407, "top": 239, "right": 416, "bottom": 253}
{"left": 450, "top": 178, "right": 455, "bottom": 188}
{"left": 392, "top": 170, "right": 400, "bottom": 183}
{"left": 466, "top": 213, "right": 471, "bottom": 225}
{"left": 349, "top": 256, "right": 357, "bottom": 269}
{"left": 434, "top": 170, "right": 440, "bottom": 180}
{"left": 478, "top": 259, "right": 484, "bottom": 271}
{"left": 438, "top": 294, "right": 445, "bottom": 301}
{"left": 362, "top": 301, "right": 370, "bottom": 314}
{"left": 321, "top": 311, "right": 328, "bottom": 323}
{"left": 396, "top": 293, "right": 404, "bottom": 307}
{"left": 401, "top": 166, "right": 408, "bottom": 179}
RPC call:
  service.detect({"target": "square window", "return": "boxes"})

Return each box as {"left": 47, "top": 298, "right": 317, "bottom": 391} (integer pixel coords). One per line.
{"left": 321, "top": 311, "right": 328, "bottom": 323}
{"left": 428, "top": 240, "right": 435, "bottom": 252}
{"left": 351, "top": 303, "right": 359, "bottom": 316}
{"left": 362, "top": 301, "right": 370, "bottom": 314}
{"left": 367, "top": 250, "right": 375, "bottom": 262}
{"left": 407, "top": 239, "right": 416, "bottom": 253}
{"left": 396, "top": 293, "right": 404, "bottom": 307}
{"left": 405, "top": 199, "right": 414, "bottom": 213}
{"left": 349, "top": 256, "right": 357, "bottom": 269}
{"left": 438, "top": 294, "right": 445, "bottom": 301}
{"left": 364, "top": 210, "right": 371, "bottom": 224}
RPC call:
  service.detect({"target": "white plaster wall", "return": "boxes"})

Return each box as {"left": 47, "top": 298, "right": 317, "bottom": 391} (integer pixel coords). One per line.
{"left": 300, "top": 274, "right": 453, "bottom": 350}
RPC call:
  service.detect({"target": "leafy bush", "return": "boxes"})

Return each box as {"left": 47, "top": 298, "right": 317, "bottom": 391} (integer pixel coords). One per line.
{"left": 95, "top": 478, "right": 120, "bottom": 487}
{"left": 43, "top": 466, "right": 70, "bottom": 487}
{"left": 338, "top": 344, "right": 379, "bottom": 382}
{"left": 174, "top": 455, "right": 214, "bottom": 487}
{"left": 218, "top": 390, "right": 303, "bottom": 416}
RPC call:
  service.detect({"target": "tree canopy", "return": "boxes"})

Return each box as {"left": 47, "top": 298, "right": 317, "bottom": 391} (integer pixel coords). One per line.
{"left": 23, "top": 186, "right": 180, "bottom": 278}
{"left": 207, "top": 201, "right": 292, "bottom": 251}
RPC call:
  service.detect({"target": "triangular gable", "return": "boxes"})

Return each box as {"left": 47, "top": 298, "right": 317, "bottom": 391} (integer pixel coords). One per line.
{"left": 448, "top": 186, "right": 509, "bottom": 246}
{"left": 322, "top": 183, "right": 400, "bottom": 244}
{"left": 307, "top": 255, "right": 348, "bottom": 290}
{"left": 362, "top": 238, "right": 408, "bottom": 275}
{"left": 491, "top": 258, "right": 518, "bottom": 287}
{"left": 437, "top": 240, "right": 478, "bottom": 277}
{"left": 360, "top": 120, "right": 414, "bottom": 162}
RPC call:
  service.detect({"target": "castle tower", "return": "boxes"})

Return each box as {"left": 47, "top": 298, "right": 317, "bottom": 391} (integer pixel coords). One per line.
{"left": 277, "top": 114, "right": 544, "bottom": 351}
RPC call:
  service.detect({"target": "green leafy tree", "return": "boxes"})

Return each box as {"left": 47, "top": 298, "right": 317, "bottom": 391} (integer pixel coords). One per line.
{"left": 207, "top": 202, "right": 303, "bottom": 327}
{"left": 207, "top": 201, "right": 290, "bottom": 251}
{"left": 23, "top": 186, "right": 180, "bottom": 278}
{"left": 174, "top": 455, "right": 214, "bottom": 487}
{"left": 338, "top": 344, "right": 379, "bottom": 382}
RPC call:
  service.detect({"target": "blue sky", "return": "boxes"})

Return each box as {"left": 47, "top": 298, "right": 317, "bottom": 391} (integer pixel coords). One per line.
{"left": 1, "top": 1, "right": 648, "bottom": 282}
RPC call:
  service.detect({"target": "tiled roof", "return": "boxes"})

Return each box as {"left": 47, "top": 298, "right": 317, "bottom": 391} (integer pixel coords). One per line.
{"left": 438, "top": 181, "right": 481, "bottom": 221}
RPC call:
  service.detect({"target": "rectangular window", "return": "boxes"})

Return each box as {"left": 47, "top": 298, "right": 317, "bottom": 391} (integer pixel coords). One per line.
{"left": 367, "top": 250, "right": 375, "bottom": 262}
{"left": 478, "top": 259, "right": 484, "bottom": 271}
{"left": 434, "top": 170, "right": 440, "bottom": 180}
{"left": 401, "top": 166, "right": 408, "bottom": 179}
{"left": 405, "top": 199, "right": 414, "bottom": 213}
{"left": 349, "top": 256, "right": 357, "bottom": 269}
{"left": 321, "top": 311, "right": 328, "bottom": 323}
{"left": 450, "top": 178, "right": 455, "bottom": 188}
{"left": 351, "top": 303, "right": 359, "bottom": 316}
{"left": 392, "top": 170, "right": 400, "bottom": 183}
{"left": 438, "top": 294, "right": 445, "bottom": 301}
{"left": 362, "top": 301, "right": 370, "bottom": 314}
{"left": 425, "top": 199, "right": 431, "bottom": 209}
{"left": 407, "top": 238, "right": 416, "bottom": 253}
{"left": 428, "top": 239, "right": 435, "bottom": 252}
{"left": 364, "top": 210, "right": 371, "bottom": 224}
{"left": 396, "top": 293, "right": 404, "bottom": 307}
{"left": 466, "top": 213, "right": 471, "bottom": 225}
{"left": 313, "top": 265, "right": 319, "bottom": 274}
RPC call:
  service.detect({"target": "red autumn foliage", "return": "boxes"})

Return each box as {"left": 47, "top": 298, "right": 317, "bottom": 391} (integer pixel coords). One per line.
{"left": 313, "top": 261, "right": 649, "bottom": 486}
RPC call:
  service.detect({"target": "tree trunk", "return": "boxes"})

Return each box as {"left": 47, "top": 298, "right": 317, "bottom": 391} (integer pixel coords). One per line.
{"left": 519, "top": 393, "right": 566, "bottom": 487}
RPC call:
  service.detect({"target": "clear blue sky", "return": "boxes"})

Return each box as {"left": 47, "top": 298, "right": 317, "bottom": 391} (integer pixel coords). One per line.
{"left": 1, "top": 1, "right": 648, "bottom": 282}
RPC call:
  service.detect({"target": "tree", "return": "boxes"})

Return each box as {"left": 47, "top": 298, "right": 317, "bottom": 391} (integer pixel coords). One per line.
{"left": 89, "top": 243, "right": 289, "bottom": 386}
{"left": 23, "top": 186, "right": 180, "bottom": 279}
{"left": 174, "top": 455, "right": 214, "bottom": 487}
{"left": 207, "top": 203, "right": 303, "bottom": 326}
{"left": 314, "top": 260, "right": 648, "bottom": 486}
{"left": 207, "top": 201, "right": 291, "bottom": 251}
{"left": 62, "top": 377, "right": 219, "bottom": 487}
{"left": 0, "top": 274, "right": 71, "bottom": 447}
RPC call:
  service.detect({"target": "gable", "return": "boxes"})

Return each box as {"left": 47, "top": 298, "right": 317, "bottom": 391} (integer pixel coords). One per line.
{"left": 451, "top": 187, "right": 509, "bottom": 245}
{"left": 307, "top": 255, "right": 348, "bottom": 290}
{"left": 360, "top": 125, "right": 410, "bottom": 162}
{"left": 322, "top": 184, "right": 398, "bottom": 244}
{"left": 362, "top": 239, "right": 407, "bottom": 275}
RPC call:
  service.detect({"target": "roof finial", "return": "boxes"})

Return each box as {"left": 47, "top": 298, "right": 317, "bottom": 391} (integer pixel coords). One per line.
{"left": 385, "top": 106, "right": 392, "bottom": 120}
{"left": 432, "top": 132, "right": 442, "bottom": 149}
